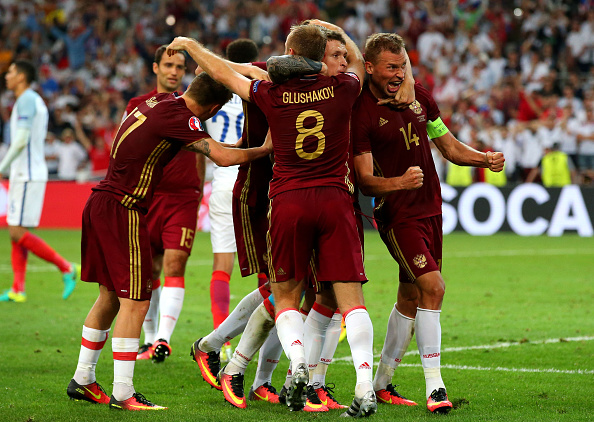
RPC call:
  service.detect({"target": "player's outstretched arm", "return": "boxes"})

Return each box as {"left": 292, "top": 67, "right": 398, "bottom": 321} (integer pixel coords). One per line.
{"left": 167, "top": 37, "right": 253, "bottom": 102}
{"left": 433, "top": 130, "right": 505, "bottom": 171}
{"left": 354, "top": 152, "right": 423, "bottom": 196}
{"left": 185, "top": 137, "right": 272, "bottom": 167}
{"left": 266, "top": 55, "right": 327, "bottom": 84}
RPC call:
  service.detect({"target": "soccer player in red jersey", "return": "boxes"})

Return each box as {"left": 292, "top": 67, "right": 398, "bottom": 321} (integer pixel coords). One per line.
{"left": 167, "top": 23, "right": 378, "bottom": 417}
{"left": 66, "top": 72, "right": 272, "bottom": 410}
{"left": 351, "top": 33, "right": 505, "bottom": 414}
{"left": 122, "top": 46, "right": 202, "bottom": 363}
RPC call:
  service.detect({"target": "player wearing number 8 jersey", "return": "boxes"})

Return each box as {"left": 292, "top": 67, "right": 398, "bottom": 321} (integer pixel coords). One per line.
{"left": 164, "top": 23, "right": 377, "bottom": 417}
{"left": 352, "top": 33, "right": 505, "bottom": 414}
{"left": 68, "top": 72, "right": 272, "bottom": 410}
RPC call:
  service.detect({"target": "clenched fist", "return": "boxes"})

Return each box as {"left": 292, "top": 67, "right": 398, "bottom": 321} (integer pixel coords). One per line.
{"left": 485, "top": 151, "right": 505, "bottom": 172}
{"left": 401, "top": 166, "right": 423, "bottom": 190}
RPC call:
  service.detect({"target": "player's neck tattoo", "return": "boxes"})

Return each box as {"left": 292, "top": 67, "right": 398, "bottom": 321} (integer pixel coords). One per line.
{"left": 267, "top": 55, "right": 323, "bottom": 84}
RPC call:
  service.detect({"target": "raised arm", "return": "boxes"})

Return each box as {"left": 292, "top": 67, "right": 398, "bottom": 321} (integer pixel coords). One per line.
{"left": 167, "top": 37, "right": 253, "bottom": 102}
{"left": 184, "top": 137, "right": 272, "bottom": 167}
{"left": 354, "top": 152, "right": 423, "bottom": 197}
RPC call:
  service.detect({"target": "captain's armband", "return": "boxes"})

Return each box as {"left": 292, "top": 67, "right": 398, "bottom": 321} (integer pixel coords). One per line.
{"left": 426, "top": 117, "right": 449, "bottom": 139}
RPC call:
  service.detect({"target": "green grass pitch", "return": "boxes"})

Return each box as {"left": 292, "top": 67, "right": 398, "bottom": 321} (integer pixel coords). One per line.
{"left": 0, "top": 229, "right": 592, "bottom": 421}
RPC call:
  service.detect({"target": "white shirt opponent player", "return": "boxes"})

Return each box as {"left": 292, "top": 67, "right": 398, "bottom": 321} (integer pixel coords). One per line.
{"left": 0, "top": 60, "right": 78, "bottom": 303}
{"left": 204, "top": 92, "right": 243, "bottom": 361}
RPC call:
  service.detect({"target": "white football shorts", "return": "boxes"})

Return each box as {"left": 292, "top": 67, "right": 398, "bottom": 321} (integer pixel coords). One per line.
{"left": 7, "top": 181, "right": 46, "bottom": 227}
{"left": 209, "top": 189, "right": 237, "bottom": 253}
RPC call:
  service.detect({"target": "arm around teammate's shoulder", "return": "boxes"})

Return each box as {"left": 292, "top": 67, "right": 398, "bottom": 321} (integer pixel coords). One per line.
{"left": 184, "top": 137, "right": 272, "bottom": 167}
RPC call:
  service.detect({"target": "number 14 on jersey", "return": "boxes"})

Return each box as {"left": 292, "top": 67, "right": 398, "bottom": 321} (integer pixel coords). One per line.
{"left": 400, "top": 122, "right": 420, "bottom": 151}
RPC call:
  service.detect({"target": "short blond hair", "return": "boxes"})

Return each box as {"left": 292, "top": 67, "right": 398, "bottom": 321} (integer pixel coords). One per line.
{"left": 364, "top": 33, "right": 406, "bottom": 65}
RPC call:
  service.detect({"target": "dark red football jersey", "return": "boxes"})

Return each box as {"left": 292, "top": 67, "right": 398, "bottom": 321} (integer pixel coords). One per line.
{"left": 125, "top": 89, "right": 200, "bottom": 196}
{"left": 352, "top": 82, "right": 442, "bottom": 227}
{"left": 233, "top": 62, "right": 273, "bottom": 208}
{"left": 95, "top": 92, "right": 210, "bottom": 214}
{"left": 250, "top": 72, "right": 360, "bottom": 198}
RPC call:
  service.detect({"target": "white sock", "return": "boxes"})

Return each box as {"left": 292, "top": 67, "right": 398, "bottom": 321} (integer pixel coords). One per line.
{"left": 73, "top": 326, "right": 109, "bottom": 385}
{"left": 416, "top": 307, "right": 445, "bottom": 399}
{"left": 345, "top": 307, "right": 374, "bottom": 399}
{"left": 200, "top": 287, "right": 266, "bottom": 352}
{"left": 275, "top": 308, "right": 306, "bottom": 371}
{"left": 253, "top": 326, "right": 282, "bottom": 389}
{"left": 225, "top": 302, "right": 275, "bottom": 375}
{"left": 156, "top": 286, "right": 184, "bottom": 343}
{"left": 283, "top": 366, "right": 292, "bottom": 389}
{"left": 304, "top": 303, "right": 333, "bottom": 381}
{"left": 112, "top": 337, "right": 139, "bottom": 401}
{"left": 312, "top": 311, "right": 342, "bottom": 386}
{"left": 373, "top": 303, "right": 415, "bottom": 391}
{"left": 142, "top": 285, "right": 160, "bottom": 345}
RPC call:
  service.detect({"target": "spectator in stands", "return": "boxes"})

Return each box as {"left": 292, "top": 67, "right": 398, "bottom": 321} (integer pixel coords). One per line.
{"left": 44, "top": 131, "right": 60, "bottom": 178}
{"left": 56, "top": 128, "right": 87, "bottom": 181}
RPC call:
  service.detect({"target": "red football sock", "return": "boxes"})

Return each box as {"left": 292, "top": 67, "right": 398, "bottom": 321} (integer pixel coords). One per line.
{"left": 257, "top": 272, "right": 268, "bottom": 288}
{"left": 11, "top": 240, "right": 28, "bottom": 293}
{"left": 210, "top": 270, "right": 230, "bottom": 329}
{"left": 18, "top": 232, "right": 71, "bottom": 273}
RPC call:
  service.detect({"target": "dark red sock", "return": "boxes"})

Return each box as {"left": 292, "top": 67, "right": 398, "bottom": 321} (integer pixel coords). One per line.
{"left": 210, "top": 270, "right": 230, "bottom": 329}
{"left": 18, "top": 232, "right": 70, "bottom": 273}
{"left": 11, "top": 241, "right": 28, "bottom": 293}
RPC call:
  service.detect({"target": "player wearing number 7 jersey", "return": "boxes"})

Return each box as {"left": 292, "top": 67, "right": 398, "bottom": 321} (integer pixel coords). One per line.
{"left": 165, "top": 23, "right": 377, "bottom": 417}
{"left": 123, "top": 46, "right": 205, "bottom": 363}
{"left": 67, "top": 72, "right": 272, "bottom": 410}
{"left": 351, "top": 33, "right": 505, "bottom": 414}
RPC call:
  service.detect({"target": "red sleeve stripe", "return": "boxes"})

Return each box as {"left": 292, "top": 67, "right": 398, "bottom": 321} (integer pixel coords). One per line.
{"left": 81, "top": 335, "right": 108, "bottom": 351}
{"left": 113, "top": 351, "right": 138, "bottom": 361}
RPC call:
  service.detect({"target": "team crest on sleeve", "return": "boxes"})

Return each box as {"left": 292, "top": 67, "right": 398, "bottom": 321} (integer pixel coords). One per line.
{"left": 188, "top": 116, "right": 203, "bottom": 131}
{"left": 413, "top": 254, "right": 427, "bottom": 269}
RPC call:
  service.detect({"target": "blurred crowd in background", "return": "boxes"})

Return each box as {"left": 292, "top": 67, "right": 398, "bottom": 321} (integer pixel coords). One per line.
{"left": 0, "top": 0, "right": 593, "bottom": 185}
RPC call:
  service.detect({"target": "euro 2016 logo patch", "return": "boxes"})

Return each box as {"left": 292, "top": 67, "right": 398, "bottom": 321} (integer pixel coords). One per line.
{"left": 413, "top": 254, "right": 427, "bottom": 269}
{"left": 409, "top": 100, "right": 422, "bottom": 114}
{"left": 188, "top": 116, "right": 203, "bottom": 131}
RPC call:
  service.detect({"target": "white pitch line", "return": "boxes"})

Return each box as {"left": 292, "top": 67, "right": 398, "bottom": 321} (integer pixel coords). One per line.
{"left": 332, "top": 335, "right": 594, "bottom": 374}
{"left": 393, "top": 363, "right": 594, "bottom": 375}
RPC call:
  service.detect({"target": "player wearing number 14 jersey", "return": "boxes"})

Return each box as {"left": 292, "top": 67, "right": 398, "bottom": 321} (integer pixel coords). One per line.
{"left": 352, "top": 33, "right": 505, "bottom": 414}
